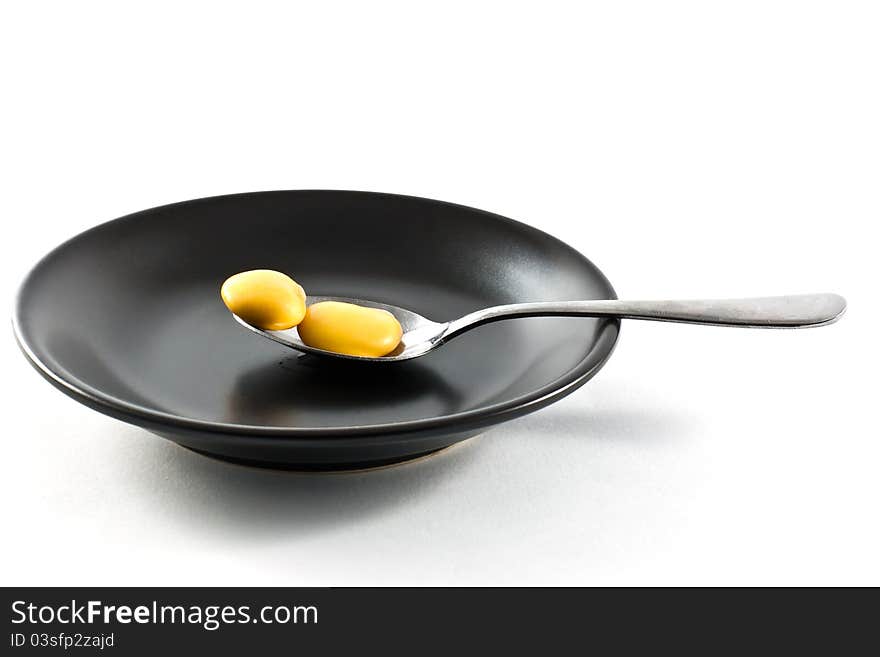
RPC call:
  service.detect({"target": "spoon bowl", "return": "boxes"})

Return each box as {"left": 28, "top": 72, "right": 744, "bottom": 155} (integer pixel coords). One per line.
{"left": 234, "top": 295, "right": 447, "bottom": 362}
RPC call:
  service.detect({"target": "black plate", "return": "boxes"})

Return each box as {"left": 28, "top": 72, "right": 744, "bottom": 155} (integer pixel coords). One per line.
{"left": 14, "top": 191, "right": 619, "bottom": 470}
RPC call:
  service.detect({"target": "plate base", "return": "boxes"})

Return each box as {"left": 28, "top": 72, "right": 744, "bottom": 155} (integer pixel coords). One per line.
{"left": 179, "top": 439, "right": 472, "bottom": 473}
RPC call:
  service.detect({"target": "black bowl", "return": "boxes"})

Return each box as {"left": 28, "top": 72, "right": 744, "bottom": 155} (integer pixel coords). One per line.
{"left": 14, "top": 191, "right": 619, "bottom": 470}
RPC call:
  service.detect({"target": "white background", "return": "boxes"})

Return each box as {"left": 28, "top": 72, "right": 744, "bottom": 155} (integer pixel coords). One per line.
{"left": 2, "top": 1, "right": 877, "bottom": 586}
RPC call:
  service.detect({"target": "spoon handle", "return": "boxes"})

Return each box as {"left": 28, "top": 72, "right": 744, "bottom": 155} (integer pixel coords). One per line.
{"left": 446, "top": 293, "right": 846, "bottom": 335}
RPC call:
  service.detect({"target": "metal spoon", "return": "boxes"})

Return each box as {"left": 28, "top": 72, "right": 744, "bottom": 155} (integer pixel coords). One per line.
{"left": 232, "top": 293, "right": 846, "bottom": 363}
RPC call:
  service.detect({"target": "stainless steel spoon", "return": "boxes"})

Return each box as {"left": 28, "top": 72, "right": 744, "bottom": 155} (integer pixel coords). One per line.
{"left": 233, "top": 293, "right": 846, "bottom": 363}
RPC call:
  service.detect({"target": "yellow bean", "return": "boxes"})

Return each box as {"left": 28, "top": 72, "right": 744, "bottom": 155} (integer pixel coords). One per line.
{"left": 297, "top": 301, "right": 403, "bottom": 358}
{"left": 220, "top": 269, "right": 306, "bottom": 331}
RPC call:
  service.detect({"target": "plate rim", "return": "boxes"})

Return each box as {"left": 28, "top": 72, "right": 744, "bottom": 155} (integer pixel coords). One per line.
{"left": 13, "top": 189, "right": 620, "bottom": 440}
